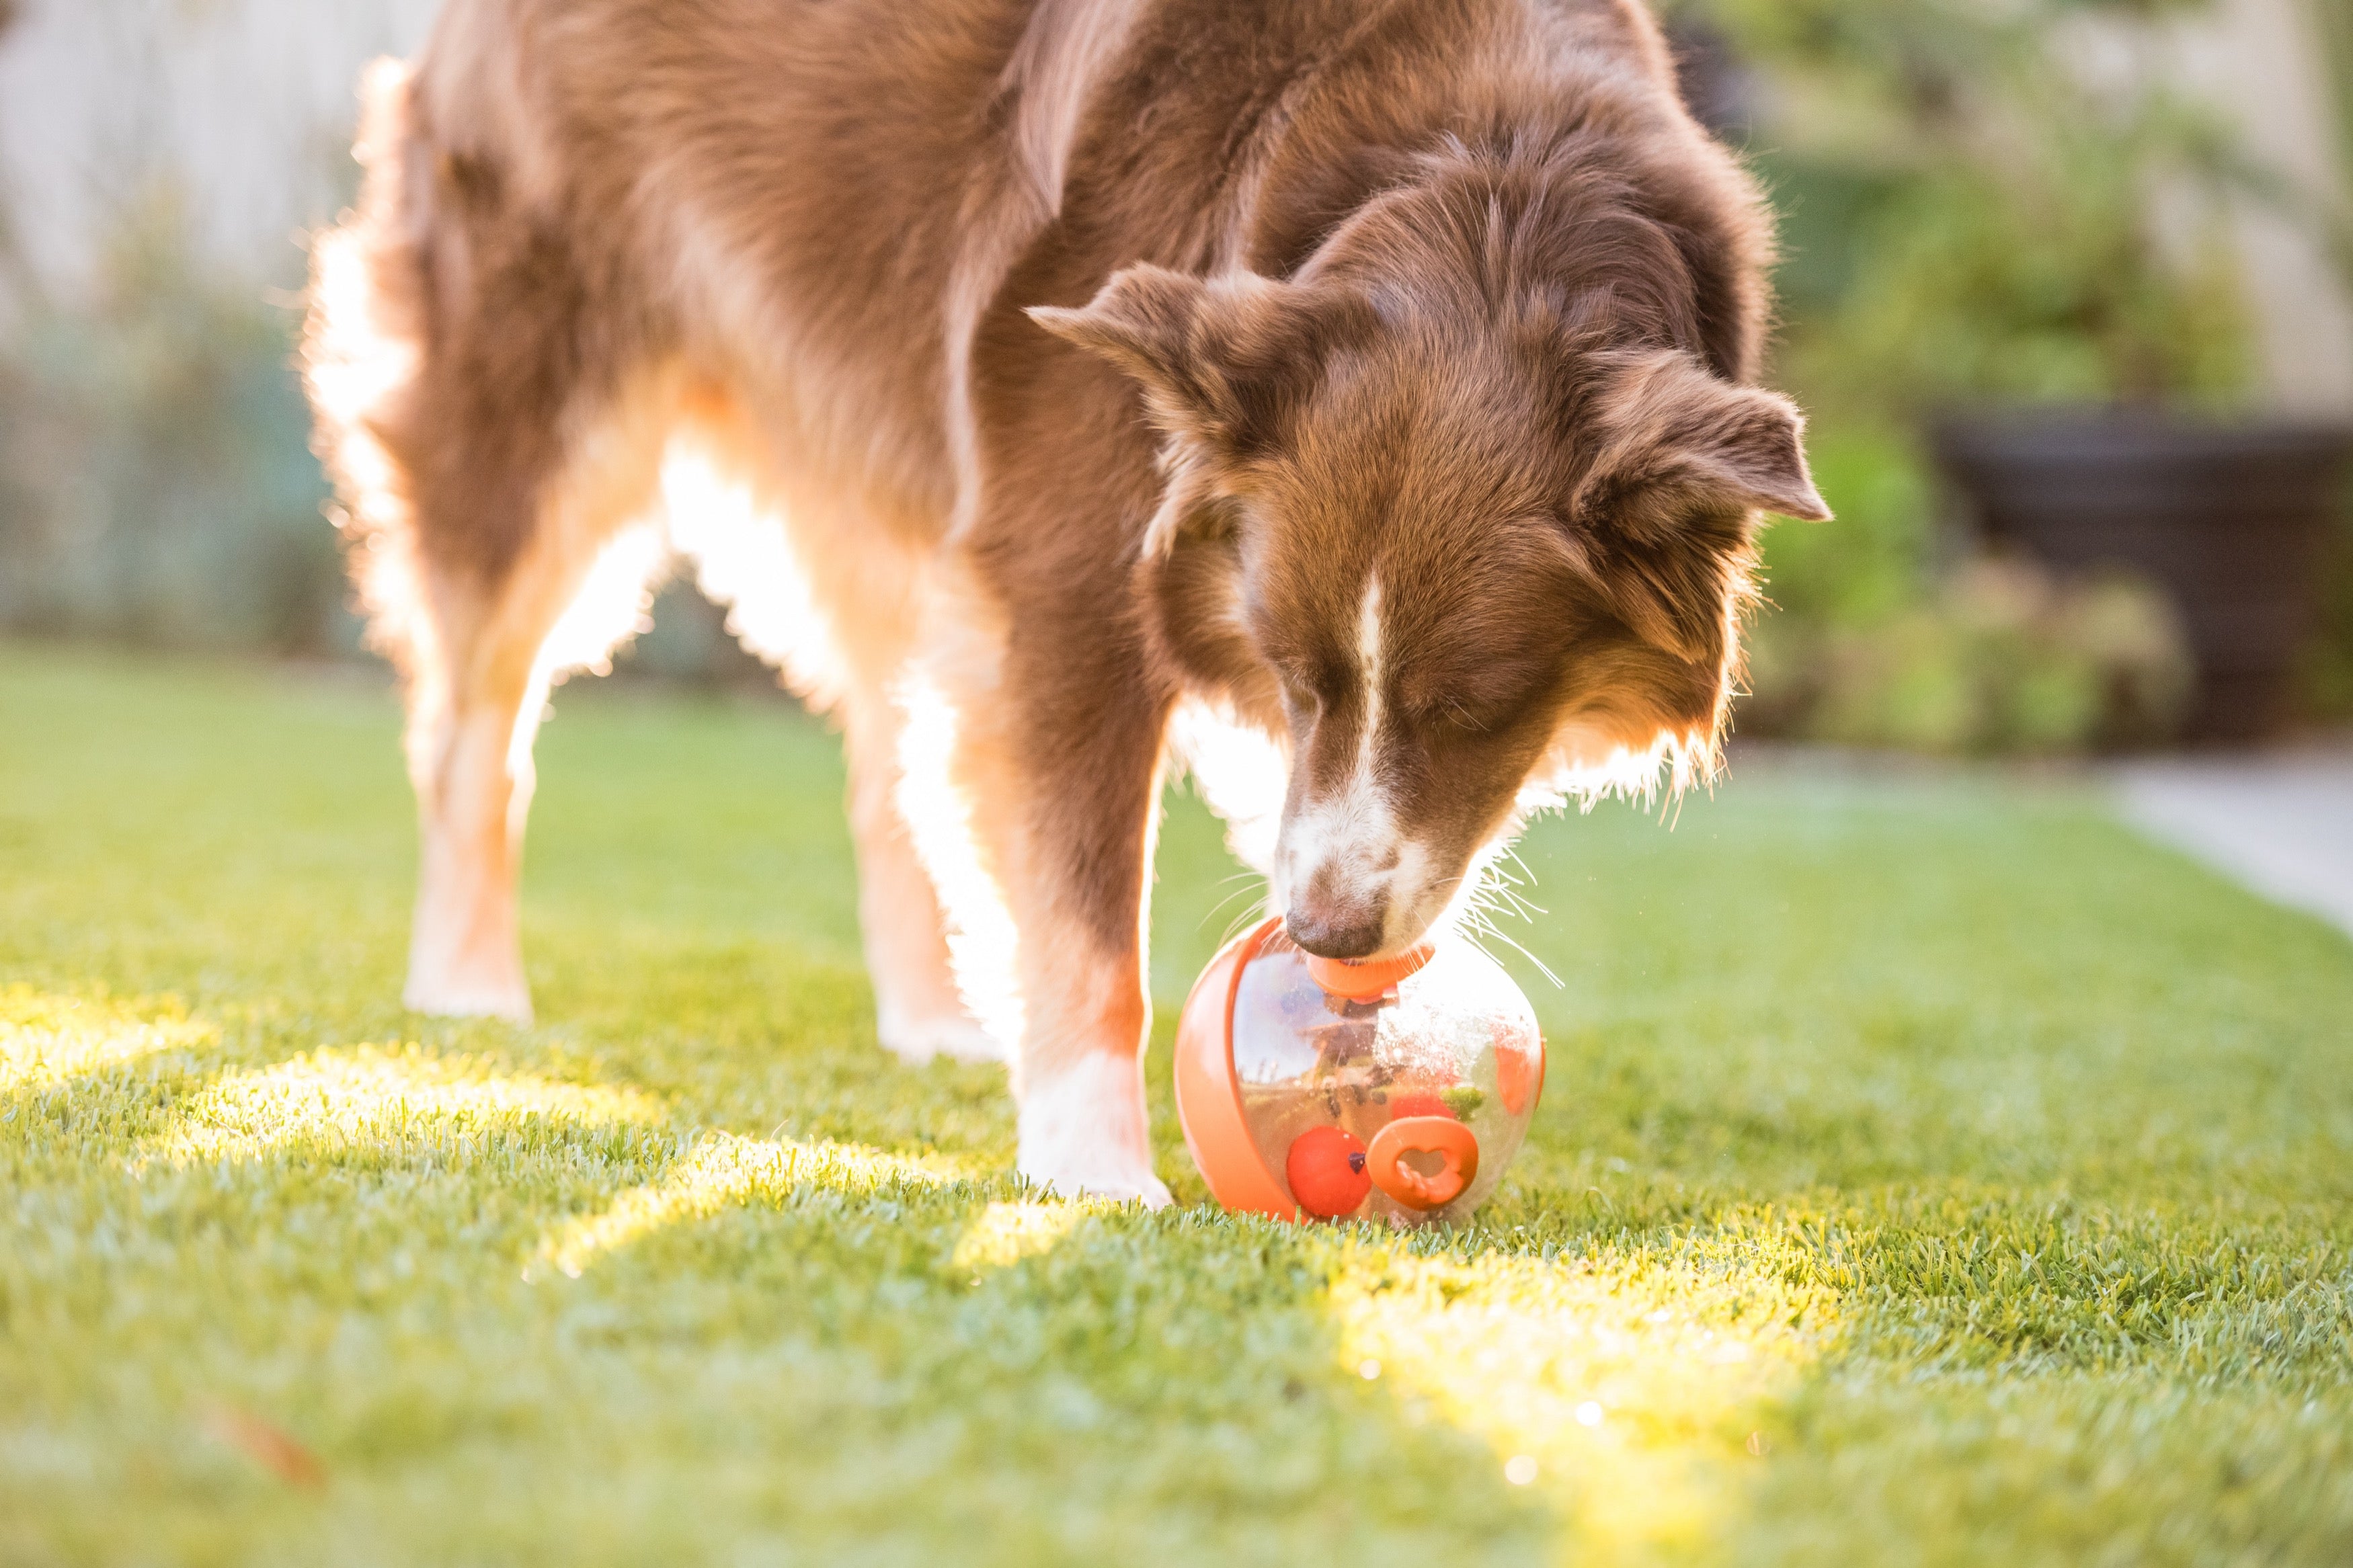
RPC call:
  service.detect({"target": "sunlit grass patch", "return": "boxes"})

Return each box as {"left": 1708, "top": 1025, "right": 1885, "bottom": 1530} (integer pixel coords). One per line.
{"left": 0, "top": 985, "right": 216, "bottom": 1095}
{"left": 536, "top": 1130, "right": 985, "bottom": 1280}
{"left": 951, "top": 1198, "right": 1094, "bottom": 1275}
{"left": 1324, "top": 1231, "right": 1840, "bottom": 1557}
{"left": 143, "top": 1041, "right": 664, "bottom": 1167}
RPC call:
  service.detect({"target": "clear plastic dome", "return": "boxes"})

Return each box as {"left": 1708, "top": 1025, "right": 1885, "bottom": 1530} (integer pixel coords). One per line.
{"left": 1213, "top": 931, "right": 1544, "bottom": 1226}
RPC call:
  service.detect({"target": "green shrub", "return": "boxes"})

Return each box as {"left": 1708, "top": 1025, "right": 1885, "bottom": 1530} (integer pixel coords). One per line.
{"left": 1676, "top": 0, "right": 2279, "bottom": 748}
{"left": 0, "top": 189, "right": 349, "bottom": 655}
{"left": 1699, "top": 0, "right": 2256, "bottom": 415}
{"left": 1790, "top": 560, "right": 2190, "bottom": 753}
{"left": 1745, "top": 425, "right": 2192, "bottom": 753}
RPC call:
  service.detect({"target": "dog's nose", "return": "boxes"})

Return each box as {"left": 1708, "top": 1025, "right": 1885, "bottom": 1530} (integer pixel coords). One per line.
{"left": 1281, "top": 845, "right": 1396, "bottom": 959}
{"left": 1285, "top": 905, "right": 1386, "bottom": 960}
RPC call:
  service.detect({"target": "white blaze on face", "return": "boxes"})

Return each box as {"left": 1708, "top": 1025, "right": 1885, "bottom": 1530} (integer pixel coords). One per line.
{"left": 1355, "top": 575, "right": 1384, "bottom": 780}
{"left": 1276, "top": 575, "right": 1437, "bottom": 950}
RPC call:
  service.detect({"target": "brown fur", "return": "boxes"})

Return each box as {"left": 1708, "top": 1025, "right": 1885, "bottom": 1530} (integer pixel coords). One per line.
{"left": 305, "top": 0, "right": 1825, "bottom": 1199}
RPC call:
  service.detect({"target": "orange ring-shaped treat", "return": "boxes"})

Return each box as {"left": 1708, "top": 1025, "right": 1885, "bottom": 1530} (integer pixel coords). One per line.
{"left": 1367, "top": 1116, "right": 1480, "bottom": 1210}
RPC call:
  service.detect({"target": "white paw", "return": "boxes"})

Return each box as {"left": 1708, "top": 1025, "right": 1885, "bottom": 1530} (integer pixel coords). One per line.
{"left": 1022, "top": 1165, "right": 1174, "bottom": 1208}
{"left": 877, "top": 1009, "right": 1005, "bottom": 1066}
{"left": 403, "top": 974, "right": 534, "bottom": 1026}
{"left": 1016, "top": 1052, "right": 1170, "bottom": 1208}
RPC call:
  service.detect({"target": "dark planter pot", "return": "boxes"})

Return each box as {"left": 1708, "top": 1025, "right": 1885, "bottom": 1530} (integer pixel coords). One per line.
{"left": 1933, "top": 409, "right": 2353, "bottom": 742}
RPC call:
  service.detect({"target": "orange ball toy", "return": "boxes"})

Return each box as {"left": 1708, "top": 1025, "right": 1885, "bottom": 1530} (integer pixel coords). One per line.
{"left": 1173, "top": 917, "right": 1545, "bottom": 1226}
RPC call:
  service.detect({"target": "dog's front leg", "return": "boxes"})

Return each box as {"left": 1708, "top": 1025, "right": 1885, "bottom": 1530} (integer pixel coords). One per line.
{"left": 899, "top": 616, "right": 1173, "bottom": 1206}
{"left": 1004, "top": 872, "right": 1168, "bottom": 1208}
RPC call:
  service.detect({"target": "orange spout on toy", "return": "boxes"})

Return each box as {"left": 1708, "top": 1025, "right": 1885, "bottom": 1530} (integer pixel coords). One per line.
{"left": 1303, "top": 944, "right": 1433, "bottom": 1001}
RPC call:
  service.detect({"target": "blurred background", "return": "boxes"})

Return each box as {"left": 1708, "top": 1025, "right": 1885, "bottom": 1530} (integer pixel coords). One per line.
{"left": 0, "top": 0, "right": 2349, "bottom": 755}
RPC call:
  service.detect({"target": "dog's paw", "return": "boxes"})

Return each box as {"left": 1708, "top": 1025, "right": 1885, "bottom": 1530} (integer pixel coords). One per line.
{"left": 1016, "top": 1051, "right": 1169, "bottom": 1208}
{"left": 1019, "top": 1159, "right": 1175, "bottom": 1209}
{"left": 877, "top": 1009, "right": 1004, "bottom": 1066}
{"left": 402, "top": 976, "right": 534, "bottom": 1026}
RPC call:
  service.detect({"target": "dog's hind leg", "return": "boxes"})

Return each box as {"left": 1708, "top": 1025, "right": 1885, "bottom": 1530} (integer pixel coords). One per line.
{"left": 840, "top": 679, "right": 1001, "bottom": 1064}
{"left": 306, "top": 60, "right": 670, "bottom": 1024}
{"left": 378, "top": 404, "right": 669, "bottom": 1026}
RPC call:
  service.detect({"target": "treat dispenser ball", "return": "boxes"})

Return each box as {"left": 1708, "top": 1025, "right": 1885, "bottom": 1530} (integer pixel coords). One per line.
{"left": 1174, "top": 916, "right": 1544, "bottom": 1225}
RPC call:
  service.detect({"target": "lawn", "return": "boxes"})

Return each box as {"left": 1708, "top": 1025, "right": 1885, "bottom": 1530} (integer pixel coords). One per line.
{"left": 3, "top": 642, "right": 2350, "bottom": 1567}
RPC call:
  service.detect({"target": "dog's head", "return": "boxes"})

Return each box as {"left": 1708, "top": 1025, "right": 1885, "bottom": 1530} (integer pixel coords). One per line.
{"left": 1033, "top": 244, "right": 1825, "bottom": 960}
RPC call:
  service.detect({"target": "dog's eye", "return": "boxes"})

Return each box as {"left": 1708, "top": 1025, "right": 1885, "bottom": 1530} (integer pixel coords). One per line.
{"left": 1405, "top": 681, "right": 1527, "bottom": 735}
{"left": 1436, "top": 699, "right": 1501, "bottom": 733}
{"left": 1273, "top": 659, "right": 1345, "bottom": 715}
{"left": 1272, "top": 669, "right": 1318, "bottom": 717}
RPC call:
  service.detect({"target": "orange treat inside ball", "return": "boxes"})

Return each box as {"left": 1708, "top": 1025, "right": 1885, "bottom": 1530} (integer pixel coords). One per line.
{"left": 1285, "top": 1126, "right": 1371, "bottom": 1219}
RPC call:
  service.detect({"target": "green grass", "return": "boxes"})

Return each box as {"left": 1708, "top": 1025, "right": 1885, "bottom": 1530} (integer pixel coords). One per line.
{"left": 3, "top": 643, "right": 2350, "bottom": 1567}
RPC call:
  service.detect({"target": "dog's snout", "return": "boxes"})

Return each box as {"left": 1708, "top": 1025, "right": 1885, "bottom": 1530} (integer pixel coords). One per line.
{"left": 1284, "top": 869, "right": 1388, "bottom": 958}
{"left": 1277, "top": 807, "right": 1413, "bottom": 958}
{"left": 1284, "top": 906, "right": 1386, "bottom": 960}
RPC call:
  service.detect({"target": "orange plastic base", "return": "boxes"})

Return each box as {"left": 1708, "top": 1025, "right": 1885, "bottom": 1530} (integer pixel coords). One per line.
{"left": 1172, "top": 917, "right": 1298, "bottom": 1219}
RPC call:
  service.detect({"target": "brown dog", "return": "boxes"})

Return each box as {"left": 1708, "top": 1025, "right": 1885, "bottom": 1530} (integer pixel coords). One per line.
{"left": 305, "top": 0, "right": 1825, "bottom": 1203}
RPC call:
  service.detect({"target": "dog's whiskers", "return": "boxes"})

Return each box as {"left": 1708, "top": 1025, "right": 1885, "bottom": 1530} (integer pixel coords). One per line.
{"left": 1201, "top": 872, "right": 1272, "bottom": 948}
{"left": 1455, "top": 901, "right": 1563, "bottom": 990}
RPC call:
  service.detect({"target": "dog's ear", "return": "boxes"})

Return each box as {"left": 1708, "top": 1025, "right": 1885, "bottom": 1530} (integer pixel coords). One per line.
{"left": 1033, "top": 265, "right": 1371, "bottom": 558}
{"left": 1029, "top": 265, "right": 1365, "bottom": 458}
{"left": 1570, "top": 349, "right": 1831, "bottom": 539}
{"left": 1559, "top": 350, "right": 1817, "bottom": 665}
